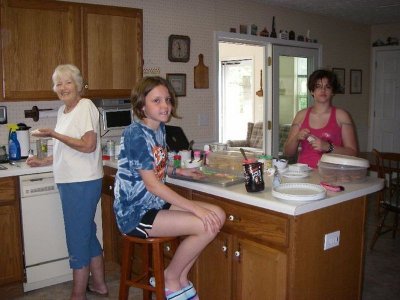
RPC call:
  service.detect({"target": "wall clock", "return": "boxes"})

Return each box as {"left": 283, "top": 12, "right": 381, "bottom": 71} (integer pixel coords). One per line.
{"left": 168, "top": 35, "right": 190, "bottom": 62}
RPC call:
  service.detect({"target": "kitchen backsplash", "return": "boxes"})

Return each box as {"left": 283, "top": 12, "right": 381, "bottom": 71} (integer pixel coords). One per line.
{"left": 0, "top": 100, "right": 122, "bottom": 153}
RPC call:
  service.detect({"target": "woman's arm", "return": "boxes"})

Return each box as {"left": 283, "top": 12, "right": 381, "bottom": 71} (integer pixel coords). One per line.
{"left": 334, "top": 109, "right": 359, "bottom": 156}
{"left": 32, "top": 129, "right": 97, "bottom": 153}
{"left": 283, "top": 110, "right": 309, "bottom": 157}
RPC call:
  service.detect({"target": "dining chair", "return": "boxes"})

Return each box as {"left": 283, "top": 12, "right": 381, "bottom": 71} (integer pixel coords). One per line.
{"left": 369, "top": 149, "right": 400, "bottom": 250}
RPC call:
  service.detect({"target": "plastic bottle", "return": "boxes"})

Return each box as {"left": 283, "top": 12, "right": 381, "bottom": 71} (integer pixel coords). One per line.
{"left": 7, "top": 124, "right": 21, "bottom": 161}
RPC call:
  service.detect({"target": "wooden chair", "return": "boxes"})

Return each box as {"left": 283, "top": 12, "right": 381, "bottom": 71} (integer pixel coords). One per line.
{"left": 369, "top": 149, "right": 400, "bottom": 250}
{"left": 119, "top": 235, "right": 179, "bottom": 300}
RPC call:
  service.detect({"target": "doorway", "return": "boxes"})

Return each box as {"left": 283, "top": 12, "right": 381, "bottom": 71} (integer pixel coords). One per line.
{"left": 219, "top": 42, "right": 264, "bottom": 144}
{"left": 370, "top": 46, "right": 400, "bottom": 152}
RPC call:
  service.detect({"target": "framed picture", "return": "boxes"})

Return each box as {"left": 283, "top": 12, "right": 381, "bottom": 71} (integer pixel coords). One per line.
{"left": 332, "top": 68, "right": 345, "bottom": 94}
{"left": 166, "top": 73, "right": 186, "bottom": 97}
{"left": 350, "top": 69, "right": 362, "bottom": 94}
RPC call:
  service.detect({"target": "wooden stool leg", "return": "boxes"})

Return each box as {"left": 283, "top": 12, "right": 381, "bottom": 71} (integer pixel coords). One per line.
{"left": 153, "top": 242, "right": 166, "bottom": 300}
{"left": 142, "top": 244, "right": 151, "bottom": 300}
{"left": 119, "top": 237, "right": 134, "bottom": 300}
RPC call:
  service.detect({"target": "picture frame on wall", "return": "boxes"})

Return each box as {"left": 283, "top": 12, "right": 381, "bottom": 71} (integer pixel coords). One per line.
{"left": 350, "top": 69, "right": 362, "bottom": 94}
{"left": 166, "top": 73, "right": 186, "bottom": 97}
{"left": 332, "top": 68, "right": 345, "bottom": 94}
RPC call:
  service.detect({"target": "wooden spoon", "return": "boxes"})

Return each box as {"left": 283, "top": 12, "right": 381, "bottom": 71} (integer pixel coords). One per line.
{"left": 256, "top": 69, "right": 263, "bottom": 97}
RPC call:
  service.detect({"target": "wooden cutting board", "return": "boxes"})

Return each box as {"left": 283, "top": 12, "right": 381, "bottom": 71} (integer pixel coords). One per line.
{"left": 194, "top": 54, "right": 209, "bottom": 89}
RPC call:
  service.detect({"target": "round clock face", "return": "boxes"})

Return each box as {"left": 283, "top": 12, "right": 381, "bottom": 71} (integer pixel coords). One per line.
{"left": 168, "top": 35, "right": 190, "bottom": 62}
{"left": 172, "top": 39, "right": 188, "bottom": 59}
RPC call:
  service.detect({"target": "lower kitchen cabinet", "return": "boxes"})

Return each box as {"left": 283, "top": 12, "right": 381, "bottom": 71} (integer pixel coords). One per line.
{"left": 168, "top": 184, "right": 366, "bottom": 300}
{"left": 190, "top": 190, "right": 287, "bottom": 300}
{"left": 0, "top": 176, "right": 24, "bottom": 295}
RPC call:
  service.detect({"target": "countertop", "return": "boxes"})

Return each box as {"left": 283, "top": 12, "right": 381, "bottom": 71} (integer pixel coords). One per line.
{"left": 167, "top": 171, "right": 384, "bottom": 216}
{"left": 1, "top": 159, "right": 384, "bottom": 217}
{"left": 0, "top": 159, "right": 119, "bottom": 178}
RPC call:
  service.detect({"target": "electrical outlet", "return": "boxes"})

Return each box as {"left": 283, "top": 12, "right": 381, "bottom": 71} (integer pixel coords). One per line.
{"left": 198, "top": 113, "right": 209, "bottom": 126}
{"left": 324, "top": 230, "right": 340, "bottom": 250}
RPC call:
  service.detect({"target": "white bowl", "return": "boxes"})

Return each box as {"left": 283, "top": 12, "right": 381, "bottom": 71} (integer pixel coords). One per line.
{"left": 272, "top": 158, "right": 288, "bottom": 169}
{"left": 183, "top": 159, "right": 202, "bottom": 169}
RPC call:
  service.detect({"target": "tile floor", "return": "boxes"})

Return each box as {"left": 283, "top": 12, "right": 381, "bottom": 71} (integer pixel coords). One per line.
{"left": 12, "top": 195, "right": 400, "bottom": 300}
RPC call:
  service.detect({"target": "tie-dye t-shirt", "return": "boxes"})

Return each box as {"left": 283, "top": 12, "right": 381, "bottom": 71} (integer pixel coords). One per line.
{"left": 113, "top": 121, "right": 168, "bottom": 234}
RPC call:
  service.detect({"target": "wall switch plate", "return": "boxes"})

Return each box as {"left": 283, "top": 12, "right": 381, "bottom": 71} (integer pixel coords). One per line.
{"left": 198, "top": 113, "right": 209, "bottom": 126}
{"left": 324, "top": 230, "right": 340, "bottom": 250}
{"left": 0, "top": 106, "right": 7, "bottom": 124}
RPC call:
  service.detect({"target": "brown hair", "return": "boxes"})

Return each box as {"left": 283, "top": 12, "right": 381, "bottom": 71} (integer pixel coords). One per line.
{"left": 131, "top": 76, "right": 180, "bottom": 120}
{"left": 307, "top": 69, "right": 339, "bottom": 94}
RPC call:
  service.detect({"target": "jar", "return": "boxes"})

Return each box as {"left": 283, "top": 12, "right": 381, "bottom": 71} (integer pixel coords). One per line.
{"left": 173, "top": 154, "right": 181, "bottom": 168}
{"left": 257, "top": 155, "right": 273, "bottom": 172}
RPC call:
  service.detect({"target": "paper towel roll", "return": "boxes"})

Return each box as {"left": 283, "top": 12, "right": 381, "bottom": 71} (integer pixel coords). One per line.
{"left": 39, "top": 110, "right": 58, "bottom": 119}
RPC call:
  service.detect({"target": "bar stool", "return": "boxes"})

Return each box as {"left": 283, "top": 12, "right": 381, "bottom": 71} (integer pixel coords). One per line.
{"left": 119, "top": 234, "right": 179, "bottom": 300}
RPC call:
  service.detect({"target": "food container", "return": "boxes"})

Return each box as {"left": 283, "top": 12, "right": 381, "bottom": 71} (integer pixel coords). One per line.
{"left": 207, "top": 150, "right": 256, "bottom": 175}
{"left": 318, "top": 154, "right": 369, "bottom": 183}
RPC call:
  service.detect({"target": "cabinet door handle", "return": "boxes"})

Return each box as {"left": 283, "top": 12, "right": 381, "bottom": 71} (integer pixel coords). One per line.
{"left": 228, "top": 214, "right": 241, "bottom": 222}
{"left": 234, "top": 250, "right": 240, "bottom": 257}
{"left": 108, "top": 185, "right": 113, "bottom": 190}
{"left": 165, "top": 245, "right": 171, "bottom": 252}
{"left": 84, "top": 84, "right": 89, "bottom": 89}
{"left": 222, "top": 245, "right": 228, "bottom": 253}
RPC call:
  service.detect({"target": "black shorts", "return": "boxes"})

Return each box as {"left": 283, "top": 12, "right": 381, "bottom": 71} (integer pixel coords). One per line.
{"left": 127, "top": 202, "right": 171, "bottom": 238}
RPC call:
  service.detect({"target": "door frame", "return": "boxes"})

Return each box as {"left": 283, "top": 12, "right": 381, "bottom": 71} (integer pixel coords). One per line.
{"left": 271, "top": 45, "right": 321, "bottom": 156}
{"left": 215, "top": 31, "right": 322, "bottom": 155}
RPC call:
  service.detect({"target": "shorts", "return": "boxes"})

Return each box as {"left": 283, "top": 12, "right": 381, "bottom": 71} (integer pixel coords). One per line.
{"left": 127, "top": 202, "right": 171, "bottom": 238}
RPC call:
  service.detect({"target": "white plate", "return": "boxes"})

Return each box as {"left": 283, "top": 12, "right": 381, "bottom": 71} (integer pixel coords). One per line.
{"left": 272, "top": 183, "right": 326, "bottom": 201}
{"left": 282, "top": 171, "right": 309, "bottom": 179}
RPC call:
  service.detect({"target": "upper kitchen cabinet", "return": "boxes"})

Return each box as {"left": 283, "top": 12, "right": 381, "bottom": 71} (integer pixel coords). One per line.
{"left": 0, "top": 0, "right": 143, "bottom": 101}
{"left": 81, "top": 5, "right": 143, "bottom": 99}
{"left": 0, "top": 0, "right": 80, "bottom": 100}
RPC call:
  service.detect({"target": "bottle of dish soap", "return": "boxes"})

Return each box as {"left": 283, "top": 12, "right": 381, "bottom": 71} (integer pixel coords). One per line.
{"left": 7, "top": 123, "right": 21, "bottom": 161}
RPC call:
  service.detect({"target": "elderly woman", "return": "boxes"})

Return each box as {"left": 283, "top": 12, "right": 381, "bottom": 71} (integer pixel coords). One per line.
{"left": 27, "top": 64, "right": 108, "bottom": 299}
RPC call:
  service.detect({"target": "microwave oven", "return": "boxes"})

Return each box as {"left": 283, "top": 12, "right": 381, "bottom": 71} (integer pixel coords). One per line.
{"left": 100, "top": 108, "right": 133, "bottom": 131}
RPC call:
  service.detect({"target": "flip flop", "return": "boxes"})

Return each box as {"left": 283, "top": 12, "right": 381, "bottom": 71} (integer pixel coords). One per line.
{"left": 86, "top": 285, "right": 109, "bottom": 297}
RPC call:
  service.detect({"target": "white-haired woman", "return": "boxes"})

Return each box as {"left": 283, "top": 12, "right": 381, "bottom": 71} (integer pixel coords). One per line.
{"left": 27, "top": 64, "right": 108, "bottom": 299}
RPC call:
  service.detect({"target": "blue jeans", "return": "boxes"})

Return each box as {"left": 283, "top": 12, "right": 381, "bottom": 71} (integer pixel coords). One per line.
{"left": 57, "top": 178, "right": 103, "bottom": 269}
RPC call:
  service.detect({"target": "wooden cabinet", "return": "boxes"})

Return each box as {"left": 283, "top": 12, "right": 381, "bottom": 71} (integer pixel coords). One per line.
{"left": 168, "top": 184, "right": 367, "bottom": 300}
{"left": 191, "top": 191, "right": 287, "bottom": 300}
{"left": 0, "top": 0, "right": 142, "bottom": 101}
{"left": 0, "top": 177, "right": 23, "bottom": 289}
{"left": 81, "top": 5, "right": 143, "bottom": 99}
{"left": 101, "top": 167, "right": 122, "bottom": 263}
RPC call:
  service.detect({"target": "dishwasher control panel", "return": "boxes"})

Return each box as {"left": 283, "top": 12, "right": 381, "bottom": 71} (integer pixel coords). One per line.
{"left": 20, "top": 172, "right": 58, "bottom": 198}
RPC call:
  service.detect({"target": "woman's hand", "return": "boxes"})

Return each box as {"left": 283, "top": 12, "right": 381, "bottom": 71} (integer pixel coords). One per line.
{"left": 296, "top": 128, "right": 311, "bottom": 141}
{"left": 308, "top": 136, "right": 330, "bottom": 152}
{"left": 26, "top": 155, "right": 53, "bottom": 167}
{"left": 178, "top": 167, "right": 204, "bottom": 179}
{"left": 31, "top": 128, "right": 54, "bottom": 138}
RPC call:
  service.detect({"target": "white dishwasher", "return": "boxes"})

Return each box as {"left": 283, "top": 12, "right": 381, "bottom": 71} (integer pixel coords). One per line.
{"left": 19, "top": 172, "right": 103, "bottom": 292}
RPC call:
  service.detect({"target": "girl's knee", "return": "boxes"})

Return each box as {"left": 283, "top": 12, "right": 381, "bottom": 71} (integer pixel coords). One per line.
{"left": 213, "top": 205, "right": 226, "bottom": 228}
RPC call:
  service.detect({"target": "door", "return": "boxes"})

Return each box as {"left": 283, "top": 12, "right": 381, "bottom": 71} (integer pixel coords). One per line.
{"left": 371, "top": 47, "right": 400, "bottom": 152}
{"left": 218, "top": 42, "right": 265, "bottom": 146}
{"left": 271, "top": 45, "right": 320, "bottom": 157}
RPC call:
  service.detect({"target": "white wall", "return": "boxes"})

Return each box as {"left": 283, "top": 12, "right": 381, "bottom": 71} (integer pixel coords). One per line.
{"left": 1, "top": 0, "right": 391, "bottom": 152}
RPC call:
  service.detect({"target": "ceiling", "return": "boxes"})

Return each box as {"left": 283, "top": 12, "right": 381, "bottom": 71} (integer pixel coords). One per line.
{"left": 256, "top": 0, "right": 400, "bottom": 25}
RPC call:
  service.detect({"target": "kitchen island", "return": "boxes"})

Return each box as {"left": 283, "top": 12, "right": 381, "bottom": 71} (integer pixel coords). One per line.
{"left": 165, "top": 171, "right": 383, "bottom": 300}
{"left": 0, "top": 161, "right": 384, "bottom": 299}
